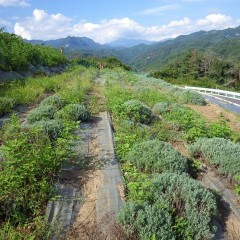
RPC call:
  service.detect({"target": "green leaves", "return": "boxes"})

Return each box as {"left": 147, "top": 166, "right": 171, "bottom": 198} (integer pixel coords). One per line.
{"left": 0, "top": 30, "right": 67, "bottom": 72}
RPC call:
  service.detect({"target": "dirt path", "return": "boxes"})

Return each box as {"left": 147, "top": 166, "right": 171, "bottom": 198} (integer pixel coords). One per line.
{"left": 63, "top": 78, "right": 124, "bottom": 239}
{"left": 63, "top": 112, "right": 124, "bottom": 240}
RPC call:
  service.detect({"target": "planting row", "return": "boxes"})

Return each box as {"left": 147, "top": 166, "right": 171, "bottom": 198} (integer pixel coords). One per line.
{"left": 0, "top": 69, "right": 93, "bottom": 238}
{"left": 0, "top": 66, "right": 98, "bottom": 117}
{"left": 103, "top": 69, "right": 222, "bottom": 239}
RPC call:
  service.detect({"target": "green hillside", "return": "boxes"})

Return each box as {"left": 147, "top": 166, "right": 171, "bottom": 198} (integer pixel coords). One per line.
{"left": 124, "top": 26, "right": 240, "bottom": 71}
{"left": 149, "top": 49, "right": 240, "bottom": 90}
{"left": 0, "top": 28, "right": 67, "bottom": 72}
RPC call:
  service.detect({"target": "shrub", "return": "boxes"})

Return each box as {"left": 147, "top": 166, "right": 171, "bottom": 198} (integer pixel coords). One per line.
{"left": 27, "top": 105, "right": 57, "bottom": 123}
{"left": 117, "top": 202, "right": 176, "bottom": 240}
{"left": 0, "top": 97, "right": 15, "bottom": 116}
{"left": 39, "top": 95, "right": 66, "bottom": 110}
{"left": 149, "top": 173, "right": 217, "bottom": 239}
{"left": 189, "top": 138, "right": 240, "bottom": 179}
{"left": 152, "top": 102, "right": 178, "bottom": 115}
{"left": 177, "top": 90, "right": 206, "bottom": 105}
{"left": 118, "top": 173, "right": 216, "bottom": 240}
{"left": 30, "top": 120, "right": 64, "bottom": 141}
{"left": 126, "top": 139, "right": 188, "bottom": 173}
{"left": 122, "top": 100, "right": 153, "bottom": 124}
{"left": 55, "top": 104, "right": 90, "bottom": 121}
{"left": 0, "top": 128, "right": 63, "bottom": 223}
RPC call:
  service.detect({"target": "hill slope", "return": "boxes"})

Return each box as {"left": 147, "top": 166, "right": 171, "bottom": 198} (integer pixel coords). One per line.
{"left": 123, "top": 26, "right": 240, "bottom": 70}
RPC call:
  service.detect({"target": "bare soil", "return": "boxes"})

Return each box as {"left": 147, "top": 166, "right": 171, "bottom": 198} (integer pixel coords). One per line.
{"left": 186, "top": 102, "right": 240, "bottom": 132}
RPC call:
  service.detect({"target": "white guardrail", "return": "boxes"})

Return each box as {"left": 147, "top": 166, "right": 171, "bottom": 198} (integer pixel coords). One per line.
{"left": 184, "top": 86, "right": 240, "bottom": 100}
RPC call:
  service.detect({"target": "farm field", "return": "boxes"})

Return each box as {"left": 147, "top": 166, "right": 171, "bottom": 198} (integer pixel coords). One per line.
{"left": 0, "top": 65, "right": 240, "bottom": 239}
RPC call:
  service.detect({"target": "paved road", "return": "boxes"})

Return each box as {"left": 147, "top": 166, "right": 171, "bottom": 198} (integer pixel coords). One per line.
{"left": 203, "top": 94, "right": 240, "bottom": 115}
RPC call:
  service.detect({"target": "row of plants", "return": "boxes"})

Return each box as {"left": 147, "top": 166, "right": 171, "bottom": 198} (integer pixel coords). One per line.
{"left": 0, "top": 28, "right": 67, "bottom": 72}
{"left": 0, "top": 69, "right": 93, "bottom": 238}
{"left": 103, "top": 70, "right": 218, "bottom": 239}
{"left": 189, "top": 138, "right": 240, "bottom": 193}
{"left": 0, "top": 66, "right": 97, "bottom": 117}
{"left": 153, "top": 102, "right": 238, "bottom": 143}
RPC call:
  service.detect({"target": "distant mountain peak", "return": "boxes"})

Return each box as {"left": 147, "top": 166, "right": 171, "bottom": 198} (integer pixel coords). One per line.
{"left": 106, "top": 38, "right": 156, "bottom": 48}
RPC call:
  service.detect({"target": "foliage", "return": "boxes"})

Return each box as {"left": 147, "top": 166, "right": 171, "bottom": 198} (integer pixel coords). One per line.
{"left": 27, "top": 105, "right": 57, "bottom": 123}
{"left": 177, "top": 90, "right": 206, "bottom": 105}
{"left": 122, "top": 99, "right": 153, "bottom": 124}
{"left": 0, "top": 123, "right": 69, "bottom": 223}
{"left": 152, "top": 102, "right": 176, "bottom": 115}
{"left": 162, "top": 105, "right": 235, "bottom": 143}
{"left": 30, "top": 119, "right": 65, "bottom": 141}
{"left": 117, "top": 201, "right": 176, "bottom": 240}
{"left": 149, "top": 49, "right": 240, "bottom": 90}
{"left": 0, "top": 29, "right": 67, "bottom": 71}
{"left": 55, "top": 104, "right": 90, "bottom": 121}
{"left": 136, "top": 77, "right": 206, "bottom": 105}
{"left": 147, "top": 173, "right": 217, "bottom": 240}
{"left": 118, "top": 172, "right": 216, "bottom": 240}
{"left": 126, "top": 139, "right": 188, "bottom": 173}
{"left": 189, "top": 137, "right": 240, "bottom": 179}
{"left": 0, "top": 97, "right": 15, "bottom": 116}
{"left": 39, "top": 95, "right": 66, "bottom": 110}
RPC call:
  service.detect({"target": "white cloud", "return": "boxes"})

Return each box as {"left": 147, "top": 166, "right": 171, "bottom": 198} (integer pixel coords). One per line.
{"left": 14, "top": 9, "right": 71, "bottom": 40}
{"left": 14, "top": 10, "right": 240, "bottom": 43}
{"left": 141, "top": 5, "right": 179, "bottom": 15}
{"left": 196, "top": 13, "right": 233, "bottom": 29}
{"left": 0, "top": 0, "right": 30, "bottom": 7}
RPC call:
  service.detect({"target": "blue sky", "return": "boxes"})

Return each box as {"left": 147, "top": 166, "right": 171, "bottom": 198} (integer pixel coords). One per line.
{"left": 0, "top": 0, "right": 240, "bottom": 43}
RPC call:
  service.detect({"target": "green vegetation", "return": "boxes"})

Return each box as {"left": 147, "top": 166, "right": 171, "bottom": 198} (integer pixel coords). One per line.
{"left": 189, "top": 137, "right": 240, "bottom": 183}
{"left": 103, "top": 68, "right": 223, "bottom": 239}
{"left": 126, "top": 139, "right": 188, "bottom": 173}
{"left": 0, "top": 66, "right": 96, "bottom": 238}
{"left": 0, "top": 28, "right": 67, "bottom": 72}
{"left": 55, "top": 104, "right": 90, "bottom": 121}
{"left": 149, "top": 49, "right": 240, "bottom": 90}
{"left": 122, "top": 100, "right": 153, "bottom": 124}
{"left": 27, "top": 105, "right": 58, "bottom": 123}
{"left": 0, "top": 66, "right": 96, "bottom": 116}
{"left": 137, "top": 77, "right": 207, "bottom": 105}
{"left": 117, "top": 173, "right": 216, "bottom": 240}
{"left": 39, "top": 95, "right": 66, "bottom": 110}
{"left": 0, "top": 97, "right": 15, "bottom": 117}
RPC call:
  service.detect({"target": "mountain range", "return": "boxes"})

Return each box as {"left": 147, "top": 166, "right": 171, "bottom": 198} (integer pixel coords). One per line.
{"left": 27, "top": 25, "right": 240, "bottom": 71}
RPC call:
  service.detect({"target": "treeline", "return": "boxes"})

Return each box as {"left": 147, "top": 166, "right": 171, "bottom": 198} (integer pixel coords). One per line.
{"left": 73, "top": 56, "right": 131, "bottom": 71}
{"left": 149, "top": 49, "right": 240, "bottom": 90}
{"left": 0, "top": 28, "right": 67, "bottom": 72}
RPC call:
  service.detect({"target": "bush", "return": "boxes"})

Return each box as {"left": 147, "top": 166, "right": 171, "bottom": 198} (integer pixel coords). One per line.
{"left": 152, "top": 102, "right": 178, "bottom": 115}
{"left": 122, "top": 100, "right": 153, "bottom": 124}
{"left": 126, "top": 139, "right": 188, "bottom": 173}
{"left": 30, "top": 120, "right": 64, "bottom": 141}
{"left": 177, "top": 90, "right": 206, "bottom": 105}
{"left": 118, "top": 173, "right": 216, "bottom": 240}
{"left": 0, "top": 128, "right": 63, "bottom": 223}
{"left": 149, "top": 173, "right": 216, "bottom": 239}
{"left": 117, "top": 202, "right": 176, "bottom": 240}
{"left": 0, "top": 97, "right": 15, "bottom": 116}
{"left": 55, "top": 104, "right": 90, "bottom": 121}
{"left": 27, "top": 105, "right": 57, "bottom": 123}
{"left": 39, "top": 95, "right": 66, "bottom": 110}
{"left": 189, "top": 138, "right": 240, "bottom": 179}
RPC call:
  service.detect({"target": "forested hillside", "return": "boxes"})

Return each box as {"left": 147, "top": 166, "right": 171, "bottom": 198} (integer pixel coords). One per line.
{"left": 149, "top": 49, "right": 240, "bottom": 89}
{"left": 125, "top": 26, "right": 240, "bottom": 71}
{"left": 0, "top": 28, "right": 67, "bottom": 72}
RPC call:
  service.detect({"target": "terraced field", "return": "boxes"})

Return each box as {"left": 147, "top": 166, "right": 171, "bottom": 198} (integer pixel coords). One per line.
{"left": 0, "top": 66, "right": 240, "bottom": 239}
